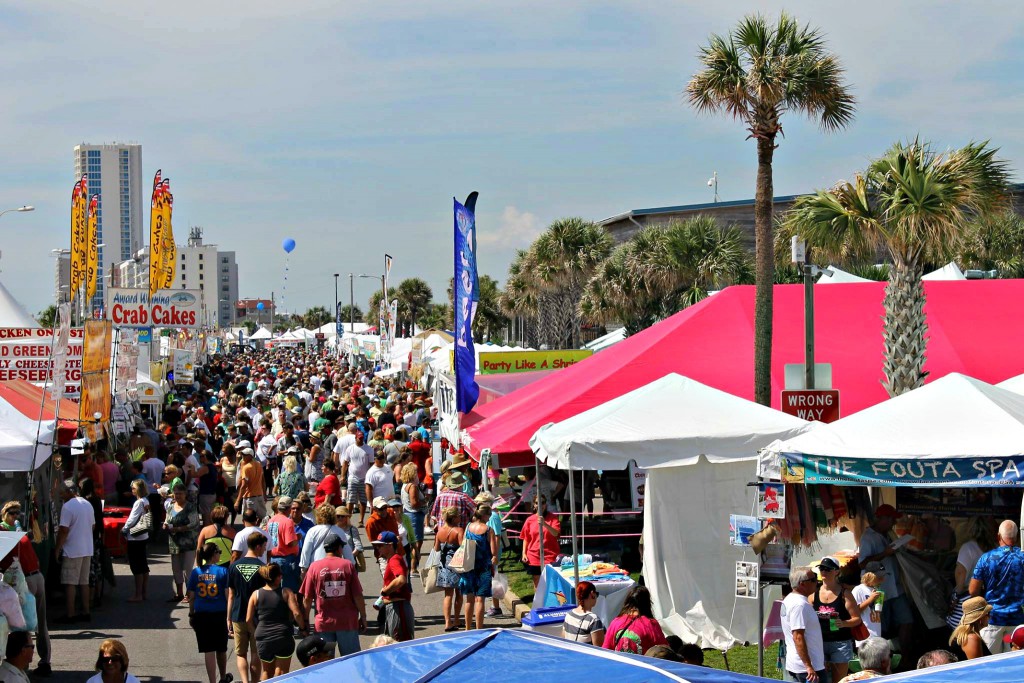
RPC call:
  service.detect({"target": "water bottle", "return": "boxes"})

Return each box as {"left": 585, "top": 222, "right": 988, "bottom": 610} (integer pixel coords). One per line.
{"left": 373, "top": 595, "right": 385, "bottom": 610}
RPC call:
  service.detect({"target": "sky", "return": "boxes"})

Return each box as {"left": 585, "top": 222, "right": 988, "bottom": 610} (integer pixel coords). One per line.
{"left": 1, "top": 1, "right": 1023, "bottom": 316}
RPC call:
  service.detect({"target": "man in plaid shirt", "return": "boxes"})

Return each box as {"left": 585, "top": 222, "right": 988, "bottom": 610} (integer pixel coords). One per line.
{"left": 430, "top": 468, "right": 476, "bottom": 529}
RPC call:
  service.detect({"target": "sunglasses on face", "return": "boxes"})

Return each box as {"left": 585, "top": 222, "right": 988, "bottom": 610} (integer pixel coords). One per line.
{"left": 99, "top": 655, "right": 123, "bottom": 665}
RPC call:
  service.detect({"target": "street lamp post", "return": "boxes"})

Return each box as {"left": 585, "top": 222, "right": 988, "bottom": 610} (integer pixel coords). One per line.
{"left": 333, "top": 273, "right": 340, "bottom": 333}
{"left": 0, "top": 206, "right": 34, "bottom": 220}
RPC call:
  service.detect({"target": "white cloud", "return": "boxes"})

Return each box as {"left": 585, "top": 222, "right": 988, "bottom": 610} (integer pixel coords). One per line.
{"left": 477, "top": 206, "right": 542, "bottom": 248}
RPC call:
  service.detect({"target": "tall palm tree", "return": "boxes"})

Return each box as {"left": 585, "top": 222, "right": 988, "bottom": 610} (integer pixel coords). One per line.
{"left": 688, "top": 13, "right": 855, "bottom": 405}
{"left": 785, "top": 139, "right": 1010, "bottom": 396}
{"left": 396, "top": 277, "right": 434, "bottom": 335}
{"left": 364, "top": 288, "right": 401, "bottom": 327}
{"left": 500, "top": 250, "right": 540, "bottom": 347}
{"left": 509, "top": 217, "right": 612, "bottom": 348}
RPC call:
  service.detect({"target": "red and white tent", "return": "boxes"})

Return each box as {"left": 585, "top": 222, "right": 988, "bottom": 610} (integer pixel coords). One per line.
{"left": 464, "top": 280, "right": 1024, "bottom": 467}
{"left": 0, "top": 379, "right": 78, "bottom": 471}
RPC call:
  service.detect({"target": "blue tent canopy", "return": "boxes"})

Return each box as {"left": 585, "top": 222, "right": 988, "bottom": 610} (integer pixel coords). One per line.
{"left": 883, "top": 649, "right": 1024, "bottom": 682}
{"left": 274, "top": 629, "right": 772, "bottom": 683}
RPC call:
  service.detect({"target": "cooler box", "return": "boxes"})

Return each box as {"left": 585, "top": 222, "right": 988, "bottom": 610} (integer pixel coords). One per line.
{"left": 521, "top": 604, "right": 576, "bottom": 637}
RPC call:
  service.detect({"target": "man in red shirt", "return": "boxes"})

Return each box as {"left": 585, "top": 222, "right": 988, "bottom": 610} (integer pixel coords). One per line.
{"left": 372, "top": 531, "right": 414, "bottom": 641}
{"left": 366, "top": 497, "right": 398, "bottom": 571}
{"left": 300, "top": 533, "right": 366, "bottom": 657}
{"left": 407, "top": 433, "right": 431, "bottom": 483}
{"left": 268, "top": 495, "right": 300, "bottom": 590}
{"left": 520, "top": 494, "right": 561, "bottom": 588}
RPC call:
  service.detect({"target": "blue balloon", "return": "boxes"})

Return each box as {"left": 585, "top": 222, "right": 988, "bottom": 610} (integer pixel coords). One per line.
{"left": 282, "top": 238, "right": 296, "bottom": 253}
{"left": 257, "top": 302, "right": 265, "bottom": 311}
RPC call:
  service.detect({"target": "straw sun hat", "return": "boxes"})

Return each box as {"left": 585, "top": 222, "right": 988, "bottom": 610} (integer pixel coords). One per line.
{"left": 960, "top": 596, "right": 993, "bottom": 625}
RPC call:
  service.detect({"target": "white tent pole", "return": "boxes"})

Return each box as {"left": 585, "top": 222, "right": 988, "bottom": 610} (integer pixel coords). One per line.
{"left": 568, "top": 450, "right": 580, "bottom": 586}
{"left": 536, "top": 450, "right": 544, "bottom": 583}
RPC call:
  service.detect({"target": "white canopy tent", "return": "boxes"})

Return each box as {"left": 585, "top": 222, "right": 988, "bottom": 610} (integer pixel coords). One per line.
{"left": 529, "top": 373, "right": 812, "bottom": 649}
{"left": 0, "top": 281, "right": 38, "bottom": 328}
{"left": 248, "top": 326, "right": 272, "bottom": 341}
{"left": 816, "top": 266, "right": 874, "bottom": 284}
{"left": 583, "top": 327, "right": 626, "bottom": 353}
{"left": 760, "top": 373, "right": 1024, "bottom": 477}
{"left": 922, "top": 261, "right": 966, "bottom": 281}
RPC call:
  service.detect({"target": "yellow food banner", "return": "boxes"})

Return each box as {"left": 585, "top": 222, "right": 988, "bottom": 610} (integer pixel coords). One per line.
{"left": 70, "top": 179, "right": 86, "bottom": 301}
{"left": 79, "top": 320, "right": 113, "bottom": 441}
{"left": 85, "top": 194, "right": 99, "bottom": 300}
{"left": 148, "top": 170, "right": 164, "bottom": 296}
{"left": 478, "top": 349, "right": 593, "bottom": 374}
{"left": 160, "top": 178, "right": 175, "bottom": 289}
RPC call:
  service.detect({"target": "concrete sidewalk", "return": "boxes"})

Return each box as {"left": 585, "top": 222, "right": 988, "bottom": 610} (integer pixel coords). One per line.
{"left": 44, "top": 531, "right": 516, "bottom": 681}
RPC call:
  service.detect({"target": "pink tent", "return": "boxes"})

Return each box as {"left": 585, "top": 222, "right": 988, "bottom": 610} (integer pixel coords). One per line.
{"left": 463, "top": 280, "right": 1024, "bottom": 467}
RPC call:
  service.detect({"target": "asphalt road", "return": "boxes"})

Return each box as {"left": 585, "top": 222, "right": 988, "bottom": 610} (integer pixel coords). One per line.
{"left": 44, "top": 531, "right": 516, "bottom": 682}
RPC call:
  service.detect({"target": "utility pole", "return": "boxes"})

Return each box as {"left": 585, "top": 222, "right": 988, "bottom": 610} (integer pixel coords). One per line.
{"left": 270, "top": 292, "right": 275, "bottom": 334}
{"left": 349, "top": 274, "right": 355, "bottom": 335}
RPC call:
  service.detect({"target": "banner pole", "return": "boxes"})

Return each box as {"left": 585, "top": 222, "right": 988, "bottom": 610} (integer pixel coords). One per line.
{"left": 26, "top": 318, "right": 61, "bottom": 513}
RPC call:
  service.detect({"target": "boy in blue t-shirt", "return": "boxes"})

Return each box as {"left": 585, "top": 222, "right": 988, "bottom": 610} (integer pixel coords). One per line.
{"left": 186, "top": 543, "right": 231, "bottom": 682}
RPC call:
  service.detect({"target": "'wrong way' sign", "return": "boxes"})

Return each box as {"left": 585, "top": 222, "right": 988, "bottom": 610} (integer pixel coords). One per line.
{"left": 780, "top": 390, "right": 840, "bottom": 423}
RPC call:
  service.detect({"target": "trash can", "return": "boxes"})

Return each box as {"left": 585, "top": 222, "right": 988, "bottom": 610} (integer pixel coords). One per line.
{"left": 521, "top": 604, "right": 576, "bottom": 637}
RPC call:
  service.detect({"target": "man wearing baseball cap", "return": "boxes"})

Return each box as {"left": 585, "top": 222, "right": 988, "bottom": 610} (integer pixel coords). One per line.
{"left": 366, "top": 497, "right": 398, "bottom": 555}
{"left": 372, "top": 531, "right": 414, "bottom": 642}
{"left": 859, "top": 504, "right": 913, "bottom": 655}
{"left": 1004, "top": 625, "right": 1024, "bottom": 651}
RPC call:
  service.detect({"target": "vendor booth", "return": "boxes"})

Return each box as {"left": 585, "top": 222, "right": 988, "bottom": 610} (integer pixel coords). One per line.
{"left": 275, "top": 628, "right": 771, "bottom": 683}
{"left": 465, "top": 280, "right": 1024, "bottom": 467}
{"left": 528, "top": 373, "right": 812, "bottom": 649}
{"left": 756, "top": 373, "right": 1024, "bottom": 657}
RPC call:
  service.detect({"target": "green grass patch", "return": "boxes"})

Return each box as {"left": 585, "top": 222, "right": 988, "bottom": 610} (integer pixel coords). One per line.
{"left": 704, "top": 643, "right": 783, "bottom": 679}
{"left": 499, "top": 553, "right": 783, "bottom": 679}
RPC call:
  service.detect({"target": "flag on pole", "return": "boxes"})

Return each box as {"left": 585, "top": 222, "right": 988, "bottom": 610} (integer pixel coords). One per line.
{"left": 384, "top": 253, "right": 393, "bottom": 294}
{"left": 85, "top": 194, "right": 99, "bottom": 300}
{"left": 388, "top": 298, "right": 398, "bottom": 349}
{"left": 70, "top": 180, "right": 85, "bottom": 301}
{"left": 160, "top": 178, "right": 175, "bottom": 289}
{"left": 454, "top": 197, "right": 480, "bottom": 412}
{"left": 148, "top": 170, "right": 164, "bottom": 296}
{"left": 378, "top": 297, "right": 388, "bottom": 362}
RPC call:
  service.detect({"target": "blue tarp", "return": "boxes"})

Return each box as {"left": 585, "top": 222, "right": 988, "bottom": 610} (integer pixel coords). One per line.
{"left": 274, "top": 629, "right": 772, "bottom": 683}
{"left": 884, "top": 649, "right": 1024, "bottom": 681}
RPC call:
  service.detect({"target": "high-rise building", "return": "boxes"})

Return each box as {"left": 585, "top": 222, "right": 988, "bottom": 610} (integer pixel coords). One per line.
{"left": 53, "top": 251, "right": 70, "bottom": 304}
{"left": 73, "top": 142, "right": 144, "bottom": 313}
{"left": 113, "top": 227, "right": 239, "bottom": 328}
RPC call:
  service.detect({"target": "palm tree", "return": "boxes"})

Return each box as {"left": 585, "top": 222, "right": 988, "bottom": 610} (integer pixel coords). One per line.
{"left": 785, "top": 139, "right": 1010, "bottom": 396}
{"left": 580, "top": 217, "right": 749, "bottom": 335}
{"left": 300, "top": 306, "right": 331, "bottom": 329}
{"left": 500, "top": 249, "right": 539, "bottom": 347}
{"left": 502, "top": 218, "right": 611, "bottom": 348}
{"left": 688, "top": 13, "right": 855, "bottom": 405}
{"left": 396, "top": 278, "right": 433, "bottom": 335}
{"left": 338, "top": 304, "right": 363, "bottom": 325}
{"left": 36, "top": 305, "right": 57, "bottom": 328}
{"left": 957, "top": 210, "right": 1024, "bottom": 278}
{"left": 364, "top": 288, "right": 400, "bottom": 326}
{"left": 417, "top": 303, "right": 449, "bottom": 332}
{"left": 579, "top": 245, "right": 662, "bottom": 336}
{"left": 474, "top": 275, "right": 508, "bottom": 342}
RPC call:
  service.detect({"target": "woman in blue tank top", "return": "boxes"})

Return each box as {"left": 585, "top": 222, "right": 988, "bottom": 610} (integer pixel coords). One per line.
{"left": 458, "top": 507, "right": 498, "bottom": 630}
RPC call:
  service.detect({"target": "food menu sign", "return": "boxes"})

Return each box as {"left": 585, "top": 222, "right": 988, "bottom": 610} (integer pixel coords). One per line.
{"left": 0, "top": 328, "right": 84, "bottom": 397}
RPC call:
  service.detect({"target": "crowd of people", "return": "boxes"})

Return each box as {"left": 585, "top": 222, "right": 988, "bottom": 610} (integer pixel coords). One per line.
{"left": 8, "top": 347, "right": 529, "bottom": 680}
{"left": 0, "top": 345, "right": 1012, "bottom": 681}
{"left": 775, "top": 508, "right": 1024, "bottom": 682}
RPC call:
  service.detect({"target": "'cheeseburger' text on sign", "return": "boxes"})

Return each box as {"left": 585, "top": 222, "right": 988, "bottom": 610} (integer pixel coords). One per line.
{"left": 106, "top": 288, "right": 202, "bottom": 329}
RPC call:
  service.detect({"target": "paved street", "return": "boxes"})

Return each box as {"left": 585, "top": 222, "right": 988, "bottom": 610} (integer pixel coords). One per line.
{"left": 45, "top": 532, "right": 516, "bottom": 682}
